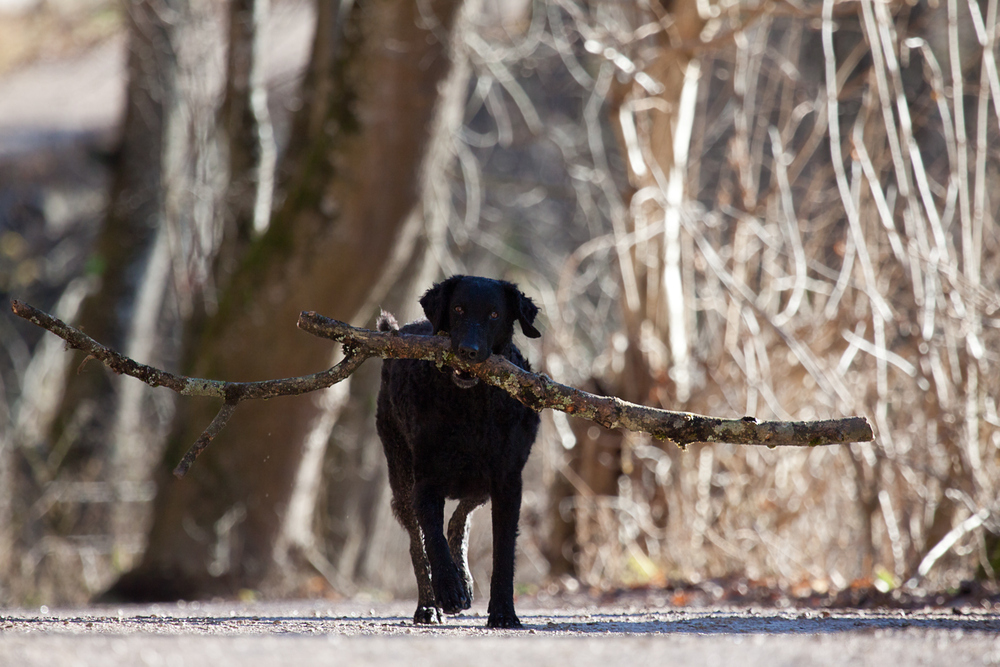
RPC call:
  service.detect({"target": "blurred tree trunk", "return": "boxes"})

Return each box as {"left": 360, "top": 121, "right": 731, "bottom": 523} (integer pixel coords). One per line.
{"left": 6, "top": 0, "right": 223, "bottom": 603}
{"left": 106, "top": 0, "right": 467, "bottom": 600}
{"left": 548, "top": 0, "right": 705, "bottom": 581}
{"left": 45, "top": 0, "right": 188, "bottom": 477}
{"left": 607, "top": 0, "right": 704, "bottom": 407}
{"left": 217, "top": 0, "right": 276, "bottom": 283}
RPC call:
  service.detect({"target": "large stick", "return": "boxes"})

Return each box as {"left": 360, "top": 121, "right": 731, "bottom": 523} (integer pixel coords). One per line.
{"left": 298, "top": 311, "right": 874, "bottom": 448}
{"left": 10, "top": 300, "right": 366, "bottom": 476}
{"left": 11, "top": 300, "right": 874, "bottom": 476}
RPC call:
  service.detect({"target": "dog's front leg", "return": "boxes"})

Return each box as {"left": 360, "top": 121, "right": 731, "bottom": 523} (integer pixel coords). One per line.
{"left": 403, "top": 517, "right": 442, "bottom": 624}
{"left": 414, "top": 482, "right": 472, "bottom": 614}
{"left": 486, "top": 476, "right": 523, "bottom": 629}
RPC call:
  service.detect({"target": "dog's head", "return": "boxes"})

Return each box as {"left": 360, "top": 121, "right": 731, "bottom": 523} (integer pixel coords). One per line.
{"left": 419, "top": 275, "right": 540, "bottom": 388}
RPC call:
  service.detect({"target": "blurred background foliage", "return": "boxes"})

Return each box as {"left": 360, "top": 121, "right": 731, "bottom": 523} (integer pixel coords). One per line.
{"left": 2, "top": 0, "right": 999, "bottom": 608}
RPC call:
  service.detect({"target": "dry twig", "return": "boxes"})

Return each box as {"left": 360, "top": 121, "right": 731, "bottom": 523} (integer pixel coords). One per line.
{"left": 11, "top": 299, "right": 874, "bottom": 478}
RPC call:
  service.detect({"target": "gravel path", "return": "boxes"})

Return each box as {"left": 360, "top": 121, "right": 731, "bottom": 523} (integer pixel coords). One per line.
{"left": 2, "top": 598, "right": 999, "bottom": 666}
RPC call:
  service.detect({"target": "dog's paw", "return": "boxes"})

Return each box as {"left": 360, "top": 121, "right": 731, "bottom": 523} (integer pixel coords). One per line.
{"left": 485, "top": 609, "right": 522, "bottom": 629}
{"left": 413, "top": 605, "right": 444, "bottom": 625}
{"left": 436, "top": 587, "right": 471, "bottom": 615}
{"left": 434, "top": 569, "right": 472, "bottom": 614}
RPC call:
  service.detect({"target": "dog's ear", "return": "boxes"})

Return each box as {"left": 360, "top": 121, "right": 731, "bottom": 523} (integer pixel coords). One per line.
{"left": 420, "top": 275, "right": 461, "bottom": 333}
{"left": 504, "top": 282, "right": 541, "bottom": 339}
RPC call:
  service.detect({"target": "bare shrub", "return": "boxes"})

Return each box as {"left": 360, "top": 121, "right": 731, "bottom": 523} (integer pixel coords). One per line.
{"left": 517, "top": 0, "right": 1000, "bottom": 593}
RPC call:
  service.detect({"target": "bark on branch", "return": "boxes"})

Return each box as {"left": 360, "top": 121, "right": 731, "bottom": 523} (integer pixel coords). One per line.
{"left": 11, "top": 299, "right": 366, "bottom": 476}
{"left": 11, "top": 299, "right": 874, "bottom": 477}
{"left": 298, "top": 311, "right": 873, "bottom": 447}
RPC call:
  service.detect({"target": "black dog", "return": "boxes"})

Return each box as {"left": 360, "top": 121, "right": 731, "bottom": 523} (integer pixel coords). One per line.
{"left": 375, "top": 275, "right": 541, "bottom": 629}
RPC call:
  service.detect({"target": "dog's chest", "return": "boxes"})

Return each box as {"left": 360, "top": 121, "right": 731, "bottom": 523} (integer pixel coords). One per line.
{"left": 380, "top": 357, "right": 539, "bottom": 490}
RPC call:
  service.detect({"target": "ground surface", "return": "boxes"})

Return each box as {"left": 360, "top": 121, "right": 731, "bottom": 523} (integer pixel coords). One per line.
{"left": 2, "top": 597, "right": 1000, "bottom": 666}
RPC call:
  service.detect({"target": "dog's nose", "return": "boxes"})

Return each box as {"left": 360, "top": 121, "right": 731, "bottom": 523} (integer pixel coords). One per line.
{"left": 458, "top": 343, "right": 480, "bottom": 362}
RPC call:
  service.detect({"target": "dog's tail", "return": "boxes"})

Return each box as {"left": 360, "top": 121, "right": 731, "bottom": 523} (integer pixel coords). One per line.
{"left": 377, "top": 310, "right": 399, "bottom": 332}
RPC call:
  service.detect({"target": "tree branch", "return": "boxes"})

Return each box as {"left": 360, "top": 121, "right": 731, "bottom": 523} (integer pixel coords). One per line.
{"left": 11, "top": 299, "right": 367, "bottom": 476}
{"left": 11, "top": 299, "right": 873, "bottom": 477}
{"left": 299, "top": 311, "right": 874, "bottom": 447}
{"left": 172, "top": 400, "right": 239, "bottom": 478}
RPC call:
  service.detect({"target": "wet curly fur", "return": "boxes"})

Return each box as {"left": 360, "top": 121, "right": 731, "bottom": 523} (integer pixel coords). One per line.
{"left": 375, "top": 275, "right": 541, "bottom": 629}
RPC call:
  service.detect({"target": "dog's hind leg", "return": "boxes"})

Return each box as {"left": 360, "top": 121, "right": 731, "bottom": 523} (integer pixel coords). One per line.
{"left": 447, "top": 495, "right": 487, "bottom": 605}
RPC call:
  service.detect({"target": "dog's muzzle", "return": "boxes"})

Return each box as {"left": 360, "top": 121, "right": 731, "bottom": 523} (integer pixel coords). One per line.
{"left": 451, "top": 368, "right": 479, "bottom": 389}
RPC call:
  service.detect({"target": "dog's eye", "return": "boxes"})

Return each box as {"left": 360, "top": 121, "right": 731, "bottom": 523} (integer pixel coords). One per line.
{"left": 490, "top": 311, "right": 499, "bottom": 319}
{"left": 454, "top": 306, "right": 464, "bottom": 315}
